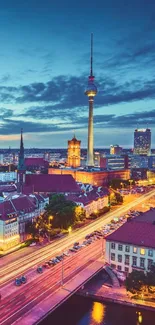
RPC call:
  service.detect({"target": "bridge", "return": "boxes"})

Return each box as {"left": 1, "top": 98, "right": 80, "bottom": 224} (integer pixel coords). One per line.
{"left": 0, "top": 189, "right": 155, "bottom": 325}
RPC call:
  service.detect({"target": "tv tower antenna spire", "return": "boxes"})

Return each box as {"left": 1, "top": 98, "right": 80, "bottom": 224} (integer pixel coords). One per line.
{"left": 85, "top": 33, "right": 97, "bottom": 167}
{"left": 90, "top": 32, "right": 93, "bottom": 77}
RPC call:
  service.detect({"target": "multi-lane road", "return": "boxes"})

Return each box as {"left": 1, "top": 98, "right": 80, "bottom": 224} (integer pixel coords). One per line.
{"left": 0, "top": 240, "right": 102, "bottom": 325}
{"left": 0, "top": 189, "right": 155, "bottom": 325}
{"left": 1, "top": 189, "right": 155, "bottom": 286}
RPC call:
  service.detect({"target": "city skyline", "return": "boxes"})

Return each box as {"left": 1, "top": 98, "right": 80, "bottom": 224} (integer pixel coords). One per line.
{"left": 0, "top": 1, "right": 155, "bottom": 148}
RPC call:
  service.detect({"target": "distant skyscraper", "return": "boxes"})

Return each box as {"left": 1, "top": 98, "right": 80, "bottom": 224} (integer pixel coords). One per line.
{"left": 85, "top": 33, "right": 97, "bottom": 167}
{"left": 17, "top": 129, "right": 26, "bottom": 193}
{"left": 110, "top": 145, "right": 122, "bottom": 155}
{"left": 134, "top": 128, "right": 151, "bottom": 155}
{"left": 67, "top": 135, "right": 81, "bottom": 168}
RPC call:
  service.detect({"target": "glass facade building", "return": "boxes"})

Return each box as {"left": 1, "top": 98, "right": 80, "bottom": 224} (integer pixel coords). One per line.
{"left": 134, "top": 128, "right": 151, "bottom": 155}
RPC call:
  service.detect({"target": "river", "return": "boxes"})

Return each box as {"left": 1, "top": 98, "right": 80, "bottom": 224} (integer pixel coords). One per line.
{"left": 39, "top": 295, "right": 155, "bottom": 325}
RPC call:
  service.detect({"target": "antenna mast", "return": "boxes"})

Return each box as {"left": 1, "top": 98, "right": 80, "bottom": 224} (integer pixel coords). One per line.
{"left": 90, "top": 33, "right": 93, "bottom": 77}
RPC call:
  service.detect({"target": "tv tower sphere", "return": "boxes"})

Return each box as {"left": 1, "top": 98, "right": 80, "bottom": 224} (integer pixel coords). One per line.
{"left": 85, "top": 33, "right": 97, "bottom": 167}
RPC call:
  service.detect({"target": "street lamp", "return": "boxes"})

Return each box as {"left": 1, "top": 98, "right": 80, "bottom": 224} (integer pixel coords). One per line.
{"left": 61, "top": 251, "right": 64, "bottom": 286}
{"left": 68, "top": 226, "right": 72, "bottom": 234}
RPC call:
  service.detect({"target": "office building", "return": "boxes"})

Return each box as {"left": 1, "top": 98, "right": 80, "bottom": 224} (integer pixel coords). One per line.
{"left": 134, "top": 128, "right": 151, "bottom": 155}
{"left": 110, "top": 145, "right": 122, "bottom": 155}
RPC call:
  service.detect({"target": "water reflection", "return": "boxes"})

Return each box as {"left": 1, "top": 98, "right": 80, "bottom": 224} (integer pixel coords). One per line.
{"left": 136, "top": 311, "right": 143, "bottom": 324}
{"left": 91, "top": 302, "right": 105, "bottom": 324}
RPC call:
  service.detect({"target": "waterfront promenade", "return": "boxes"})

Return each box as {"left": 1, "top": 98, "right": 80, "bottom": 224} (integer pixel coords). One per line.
{"left": 78, "top": 272, "right": 155, "bottom": 312}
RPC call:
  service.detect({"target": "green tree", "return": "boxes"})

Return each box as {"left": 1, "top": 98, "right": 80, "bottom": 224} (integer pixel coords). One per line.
{"left": 125, "top": 270, "right": 146, "bottom": 294}
{"left": 44, "top": 194, "right": 77, "bottom": 229}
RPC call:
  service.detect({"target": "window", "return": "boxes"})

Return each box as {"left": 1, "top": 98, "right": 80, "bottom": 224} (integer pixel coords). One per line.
{"left": 148, "top": 259, "right": 153, "bottom": 270}
{"left": 118, "top": 244, "right": 123, "bottom": 251}
{"left": 111, "top": 242, "right": 115, "bottom": 250}
{"left": 111, "top": 264, "right": 116, "bottom": 269}
{"left": 140, "top": 258, "right": 145, "bottom": 268}
{"left": 148, "top": 249, "right": 153, "bottom": 257}
{"left": 140, "top": 248, "right": 145, "bottom": 255}
{"left": 133, "top": 247, "right": 137, "bottom": 254}
{"left": 125, "top": 267, "right": 129, "bottom": 273}
{"left": 132, "top": 256, "right": 137, "bottom": 267}
{"left": 111, "top": 253, "right": 115, "bottom": 261}
{"left": 125, "top": 255, "right": 130, "bottom": 265}
{"left": 125, "top": 245, "right": 130, "bottom": 253}
{"left": 117, "top": 265, "right": 122, "bottom": 271}
{"left": 118, "top": 255, "right": 122, "bottom": 263}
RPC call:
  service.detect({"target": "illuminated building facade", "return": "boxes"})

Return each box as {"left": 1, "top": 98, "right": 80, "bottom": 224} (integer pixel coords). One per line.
{"left": 105, "top": 215, "right": 155, "bottom": 274}
{"left": 134, "top": 128, "right": 151, "bottom": 155}
{"left": 49, "top": 168, "right": 130, "bottom": 186}
{"left": 85, "top": 33, "right": 97, "bottom": 167}
{"left": 100, "top": 155, "right": 130, "bottom": 170}
{"left": 67, "top": 135, "right": 81, "bottom": 168}
{"left": 110, "top": 145, "right": 122, "bottom": 155}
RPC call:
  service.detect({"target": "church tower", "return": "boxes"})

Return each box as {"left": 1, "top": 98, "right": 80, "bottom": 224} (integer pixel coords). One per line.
{"left": 17, "top": 129, "right": 26, "bottom": 193}
{"left": 67, "top": 135, "right": 81, "bottom": 168}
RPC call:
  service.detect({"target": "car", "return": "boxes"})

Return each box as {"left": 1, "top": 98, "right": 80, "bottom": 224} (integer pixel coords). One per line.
{"left": 73, "top": 242, "right": 79, "bottom": 246}
{"left": 20, "top": 275, "right": 27, "bottom": 284}
{"left": 43, "top": 262, "right": 50, "bottom": 268}
{"left": 63, "top": 251, "right": 70, "bottom": 257}
{"left": 37, "top": 266, "right": 43, "bottom": 273}
{"left": 15, "top": 278, "right": 22, "bottom": 286}
{"left": 30, "top": 242, "right": 36, "bottom": 247}
{"left": 69, "top": 248, "right": 77, "bottom": 252}
{"left": 56, "top": 255, "right": 63, "bottom": 261}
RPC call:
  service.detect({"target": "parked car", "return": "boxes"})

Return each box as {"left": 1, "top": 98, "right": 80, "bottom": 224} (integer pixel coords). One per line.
{"left": 20, "top": 275, "right": 27, "bottom": 284}
{"left": 15, "top": 278, "right": 21, "bottom": 286}
{"left": 37, "top": 266, "right": 43, "bottom": 273}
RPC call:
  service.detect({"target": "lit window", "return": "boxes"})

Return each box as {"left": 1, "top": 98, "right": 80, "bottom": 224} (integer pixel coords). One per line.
{"left": 140, "top": 248, "right": 145, "bottom": 255}
{"left": 133, "top": 247, "right": 137, "bottom": 254}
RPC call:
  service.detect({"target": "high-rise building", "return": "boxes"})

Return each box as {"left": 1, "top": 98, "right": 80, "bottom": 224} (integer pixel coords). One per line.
{"left": 17, "top": 129, "right": 26, "bottom": 193}
{"left": 134, "top": 128, "right": 151, "bottom": 155}
{"left": 85, "top": 33, "right": 97, "bottom": 167}
{"left": 110, "top": 145, "right": 122, "bottom": 155}
{"left": 67, "top": 135, "right": 81, "bottom": 168}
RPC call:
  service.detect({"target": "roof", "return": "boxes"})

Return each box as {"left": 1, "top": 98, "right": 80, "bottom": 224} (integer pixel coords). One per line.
{"left": 66, "top": 187, "right": 109, "bottom": 206}
{"left": 0, "top": 184, "right": 16, "bottom": 192}
{"left": 134, "top": 208, "right": 155, "bottom": 224}
{"left": 24, "top": 174, "right": 80, "bottom": 194}
{"left": 25, "top": 158, "right": 49, "bottom": 167}
{"left": 106, "top": 221, "right": 155, "bottom": 249}
{"left": 0, "top": 195, "right": 36, "bottom": 221}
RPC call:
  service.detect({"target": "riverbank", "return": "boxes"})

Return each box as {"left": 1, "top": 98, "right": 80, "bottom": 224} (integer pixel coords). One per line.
{"left": 77, "top": 272, "right": 155, "bottom": 312}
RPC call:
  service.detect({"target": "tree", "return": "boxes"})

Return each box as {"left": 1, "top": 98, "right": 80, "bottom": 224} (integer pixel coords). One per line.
{"left": 75, "top": 206, "right": 86, "bottom": 222}
{"left": 25, "top": 221, "right": 39, "bottom": 239}
{"left": 125, "top": 270, "right": 146, "bottom": 294}
{"left": 44, "top": 194, "right": 77, "bottom": 229}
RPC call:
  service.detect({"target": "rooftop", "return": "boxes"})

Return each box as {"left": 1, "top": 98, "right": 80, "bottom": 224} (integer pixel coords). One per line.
{"left": 24, "top": 174, "right": 80, "bottom": 194}
{"left": 106, "top": 221, "right": 155, "bottom": 249}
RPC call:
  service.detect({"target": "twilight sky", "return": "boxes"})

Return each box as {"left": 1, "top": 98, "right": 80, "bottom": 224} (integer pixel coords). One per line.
{"left": 0, "top": 0, "right": 155, "bottom": 148}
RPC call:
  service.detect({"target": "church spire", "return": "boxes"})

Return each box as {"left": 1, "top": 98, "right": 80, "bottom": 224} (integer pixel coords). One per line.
{"left": 17, "top": 129, "right": 26, "bottom": 193}
{"left": 18, "top": 128, "right": 25, "bottom": 170}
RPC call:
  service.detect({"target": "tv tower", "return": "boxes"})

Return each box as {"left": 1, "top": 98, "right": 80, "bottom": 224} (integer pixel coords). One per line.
{"left": 85, "top": 33, "right": 97, "bottom": 167}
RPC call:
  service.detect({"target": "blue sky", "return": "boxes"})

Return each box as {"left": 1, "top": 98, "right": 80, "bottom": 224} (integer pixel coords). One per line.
{"left": 0, "top": 0, "right": 155, "bottom": 148}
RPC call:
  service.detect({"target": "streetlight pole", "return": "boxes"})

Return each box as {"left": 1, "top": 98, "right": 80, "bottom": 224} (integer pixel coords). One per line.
{"left": 61, "top": 252, "right": 64, "bottom": 286}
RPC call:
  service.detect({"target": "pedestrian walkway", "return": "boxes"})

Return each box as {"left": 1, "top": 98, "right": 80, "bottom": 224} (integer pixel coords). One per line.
{"left": 104, "top": 265, "right": 120, "bottom": 287}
